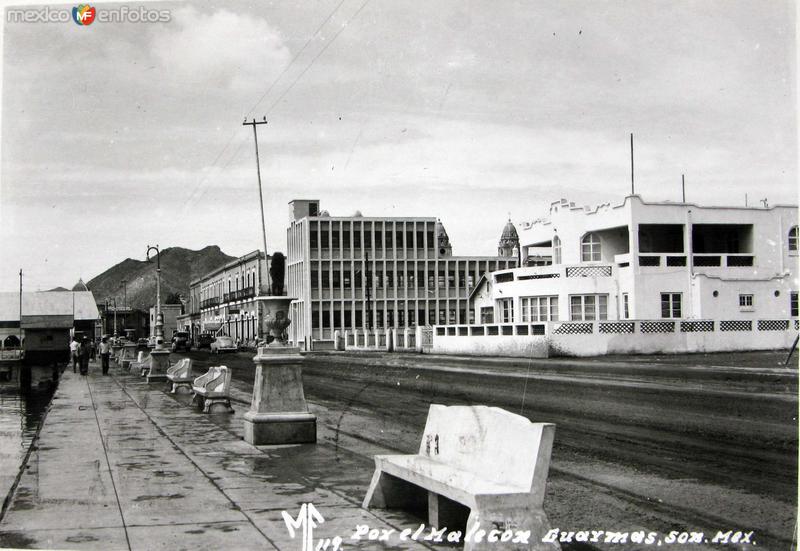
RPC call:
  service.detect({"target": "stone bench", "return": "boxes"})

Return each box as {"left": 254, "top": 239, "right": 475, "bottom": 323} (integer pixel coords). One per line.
{"left": 130, "top": 352, "right": 151, "bottom": 375}
{"left": 192, "top": 365, "right": 233, "bottom": 413}
{"left": 363, "top": 405, "right": 557, "bottom": 551}
{"left": 166, "top": 358, "right": 193, "bottom": 393}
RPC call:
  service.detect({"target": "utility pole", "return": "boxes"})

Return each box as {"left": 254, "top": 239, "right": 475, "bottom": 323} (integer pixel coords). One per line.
{"left": 243, "top": 117, "right": 272, "bottom": 295}
{"left": 630, "top": 133, "right": 635, "bottom": 196}
{"left": 365, "top": 251, "right": 372, "bottom": 330}
{"left": 121, "top": 279, "right": 127, "bottom": 308}
{"left": 681, "top": 174, "right": 686, "bottom": 203}
{"left": 18, "top": 269, "right": 22, "bottom": 331}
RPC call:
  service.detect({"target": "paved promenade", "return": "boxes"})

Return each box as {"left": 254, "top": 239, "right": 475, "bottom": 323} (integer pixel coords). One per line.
{"left": 0, "top": 363, "right": 432, "bottom": 551}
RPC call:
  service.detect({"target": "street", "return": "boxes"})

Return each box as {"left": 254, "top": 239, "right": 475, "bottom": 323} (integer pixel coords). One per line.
{"left": 177, "top": 348, "right": 798, "bottom": 550}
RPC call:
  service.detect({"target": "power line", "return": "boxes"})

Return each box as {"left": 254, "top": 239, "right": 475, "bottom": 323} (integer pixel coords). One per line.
{"left": 180, "top": 0, "right": 351, "bottom": 216}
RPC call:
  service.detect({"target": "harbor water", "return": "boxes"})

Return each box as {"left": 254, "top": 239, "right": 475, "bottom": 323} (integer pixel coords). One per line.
{"left": 0, "top": 365, "right": 59, "bottom": 511}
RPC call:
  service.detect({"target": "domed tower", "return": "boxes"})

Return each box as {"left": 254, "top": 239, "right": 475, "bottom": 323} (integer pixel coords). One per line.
{"left": 498, "top": 218, "right": 519, "bottom": 258}
{"left": 435, "top": 220, "right": 452, "bottom": 257}
{"left": 72, "top": 278, "right": 89, "bottom": 292}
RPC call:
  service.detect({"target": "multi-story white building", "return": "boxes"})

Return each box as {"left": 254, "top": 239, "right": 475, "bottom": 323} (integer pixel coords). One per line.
{"left": 183, "top": 250, "right": 285, "bottom": 344}
{"left": 286, "top": 199, "right": 517, "bottom": 349}
{"left": 471, "top": 195, "right": 799, "bottom": 325}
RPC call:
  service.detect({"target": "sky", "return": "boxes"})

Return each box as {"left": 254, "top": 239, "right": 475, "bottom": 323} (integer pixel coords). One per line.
{"left": 0, "top": 0, "right": 796, "bottom": 291}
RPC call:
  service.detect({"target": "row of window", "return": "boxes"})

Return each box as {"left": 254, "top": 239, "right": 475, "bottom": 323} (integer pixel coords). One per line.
{"left": 489, "top": 290, "right": 800, "bottom": 323}
{"left": 310, "top": 225, "right": 436, "bottom": 251}
{"left": 309, "top": 267, "right": 480, "bottom": 290}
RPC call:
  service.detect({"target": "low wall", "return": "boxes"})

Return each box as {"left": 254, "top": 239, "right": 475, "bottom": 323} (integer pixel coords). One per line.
{"left": 338, "top": 319, "right": 798, "bottom": 358}
{"left": 547, "top": 319, "right": 798, "bottom": 357}
{"left": 433, "top": 334, "right": 549, "bottom": 358}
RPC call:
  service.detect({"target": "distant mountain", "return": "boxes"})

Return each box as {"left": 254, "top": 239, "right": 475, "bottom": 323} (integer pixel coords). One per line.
{"left": 86, "top": 246, "right": 236, "bottom": 310}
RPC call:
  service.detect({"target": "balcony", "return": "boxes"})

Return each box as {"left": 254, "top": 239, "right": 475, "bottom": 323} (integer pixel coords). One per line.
{"left": 222, "top": 287, "right": 256, "bottom": 304}
{"left": 693, "top": 254, "right": 754, "bottom": 268}
{"left": 637, "top": 254, "right": 687, "bottom": 267}
{"left": 200, "top": 298, "right": 220, "bottom": 309}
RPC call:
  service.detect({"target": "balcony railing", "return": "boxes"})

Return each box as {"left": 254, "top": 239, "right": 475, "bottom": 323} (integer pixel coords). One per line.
{"left": 222, "top": 287, "right": 256, "bottom": 304}
{"left": 200, "top": 298, "right": 220, "bottom": 309}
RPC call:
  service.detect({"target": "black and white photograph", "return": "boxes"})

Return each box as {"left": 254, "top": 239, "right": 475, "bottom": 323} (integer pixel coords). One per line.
{"left": 0, "top": 1, "right": 796, "bottom": 549}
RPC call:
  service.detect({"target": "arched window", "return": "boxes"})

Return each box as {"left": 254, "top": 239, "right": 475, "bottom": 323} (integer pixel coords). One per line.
{"left": 581, "top": 232, "right": 601, "bottom": 262}
{"left": 552, "top": 236, "right": 562, "bottom": 264}
{"left": 790, "top": 226, "right": 798, "bottom": 252}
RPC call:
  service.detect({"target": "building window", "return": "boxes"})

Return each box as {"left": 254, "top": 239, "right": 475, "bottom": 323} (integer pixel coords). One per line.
{"left": 789, "top": 226, "right": 798, "bottom": 252}
{"left": 570, "top": 294, "right": 608, "bottom": 321}
{"left": 791, "top": 292, "right": 798, "bottom": 317}
{"left": 552, "top": 236, "right": 562, "bottom": 264}
{"left": 521, "top": 296, "right": 559, "bottom": 322}
{"left": 480, "top": 306, "right": 494, "bottom": 324}
{"left": 623, "top": 293, "right": 629, "bottom": 319}
{"left": 581, "top": 233, "right": 601, "bottom": 262}
{"left": 739, "top": 294, "right": 754, "bottom": 311}
{"left": 660, "top": 293, "right": 682, "bottom": 318}
{"left": 497, "top": 298, "right": 514, "bottom": 323}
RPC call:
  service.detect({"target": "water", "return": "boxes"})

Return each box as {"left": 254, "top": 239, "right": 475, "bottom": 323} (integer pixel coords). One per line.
{"left": 0, "top": 365, "right": 59, "bottom": 509}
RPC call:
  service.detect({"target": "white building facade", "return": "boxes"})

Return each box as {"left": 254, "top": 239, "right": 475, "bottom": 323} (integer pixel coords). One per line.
{"left": 471, "top": 196, "right": 798, "bottom": 329}
{"left": 188, "top": 251, "right": 278, "bottom": 344}
{"left": 286, "top": 199, "right": 516, "bottom": 349}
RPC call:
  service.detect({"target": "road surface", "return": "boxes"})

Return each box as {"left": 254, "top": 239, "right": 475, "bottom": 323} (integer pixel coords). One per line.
{"left": 179, "top": 348, "right": 797, "bottom": 550}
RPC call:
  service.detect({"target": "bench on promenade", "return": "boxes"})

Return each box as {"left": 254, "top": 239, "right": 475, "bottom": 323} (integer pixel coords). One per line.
{"left": 363, "top": 405, "right": 557, "bottom": 551}
{"left": 192, "top": 365, "right": 233, "bottom": 413}
{"left": 131, "top": 352, "right": 152, "bottom": 375}
{"left": 166, "top": 358, "right": 193, "bottom": 393}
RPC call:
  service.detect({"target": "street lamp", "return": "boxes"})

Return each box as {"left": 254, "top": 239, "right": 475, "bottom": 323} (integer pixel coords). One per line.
{"left": 107, "top": 298, "right": 119, "bottom": 339}
{"left": 146, "top": 245, "right": 164, "bottom": 350}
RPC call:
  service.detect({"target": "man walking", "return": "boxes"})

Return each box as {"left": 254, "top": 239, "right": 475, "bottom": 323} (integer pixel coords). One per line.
{"left": 70, "top": 337, "right": 79, "bottom": 373}
{"left": 79, "top": 337, "right": 90, "bottom": 375}
{"left": 99, "top": 336, "right": 111, "bottom": 375}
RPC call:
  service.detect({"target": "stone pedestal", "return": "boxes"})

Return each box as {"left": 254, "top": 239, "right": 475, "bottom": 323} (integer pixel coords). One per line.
{"left": 243, "top": 345, "right": 316, "bottom": 445}
{"left": 146, "top": 349, "right": 170, "bottom": 382}
{"left": 119, "top": 343, "right": 137, "bottom": 371}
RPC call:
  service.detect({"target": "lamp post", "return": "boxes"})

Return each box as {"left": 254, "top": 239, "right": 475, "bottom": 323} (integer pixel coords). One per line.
{"left": 146, "top": 245, "right": 164, "bottom": 350}
{"left": 110, "top": 297, "right": 118, "bottom": 339}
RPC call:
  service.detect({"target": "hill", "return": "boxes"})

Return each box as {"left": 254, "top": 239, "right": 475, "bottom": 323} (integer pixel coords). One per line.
{"left": 86, "top": 246, "right": 236, "bottom": 310}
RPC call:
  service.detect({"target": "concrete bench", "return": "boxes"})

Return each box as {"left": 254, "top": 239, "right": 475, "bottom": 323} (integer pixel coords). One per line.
{"left": 363, "top": 405, "right": 557, "bottom": 551}
{"left": 192, "top": 365, "right": 233, "bottom": 413}
{"left": 166, "top": 358, "right": 193, "bottom": 393}
{"left": 130, "top": 352, "right": 151, "bottom": 375}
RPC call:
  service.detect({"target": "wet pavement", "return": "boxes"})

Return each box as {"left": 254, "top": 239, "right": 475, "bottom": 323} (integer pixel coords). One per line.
{"left": 0, "top": 361, "right": 435, "bottom": 551}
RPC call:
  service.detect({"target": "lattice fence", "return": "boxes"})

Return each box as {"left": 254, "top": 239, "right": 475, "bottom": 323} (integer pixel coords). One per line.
{"left": 553, "top": 322, "right": 593, "bottom": 335}
{"left": 566, "top": 266, "right": 613, "bottom": 278}
{"left": 599, "top": 322, "right": 635, "bottom": 334}
{"left": 719, "top": 320, "right": 752, "bottom": 332}
{"left": 680, "top": 321, "right": 714, "bottom": 333}
{"left": 639, "top": 321, "right": 675, "bottom": 333}
{"left": 757, "top": 320, "right": 789, "bottom": 331}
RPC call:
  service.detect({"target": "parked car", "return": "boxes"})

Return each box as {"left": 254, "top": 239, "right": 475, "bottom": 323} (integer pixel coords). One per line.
{"left": 210, "top": 335, "right": 237, "bottom": 354}
{"left": 197, "top": 333, "right": 214, "bottom": 349}
{"left": 171, "top": 331, "right": 191, "bottom": 352}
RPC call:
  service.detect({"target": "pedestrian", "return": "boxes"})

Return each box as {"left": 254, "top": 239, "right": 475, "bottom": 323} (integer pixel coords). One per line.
{"left": 90, "top": 339, "right": 96, "bottom": 360}
{"left": 99, "top": 336, "right": 111, "bottom": 375}
{"left": 79, "top": 338, "right": 90, "bottom": 375}
{"left": 69, "top": 337, "right": 79, "bottom": 373}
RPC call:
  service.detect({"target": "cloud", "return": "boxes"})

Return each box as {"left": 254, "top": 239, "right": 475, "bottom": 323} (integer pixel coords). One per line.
{"left": 150, "top": 7, "right": 290, "bottom": 92}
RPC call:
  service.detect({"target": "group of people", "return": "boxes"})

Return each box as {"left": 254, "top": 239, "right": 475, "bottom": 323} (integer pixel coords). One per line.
{"left": 69, "top": 336, "right": 112, "bottom": 375}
